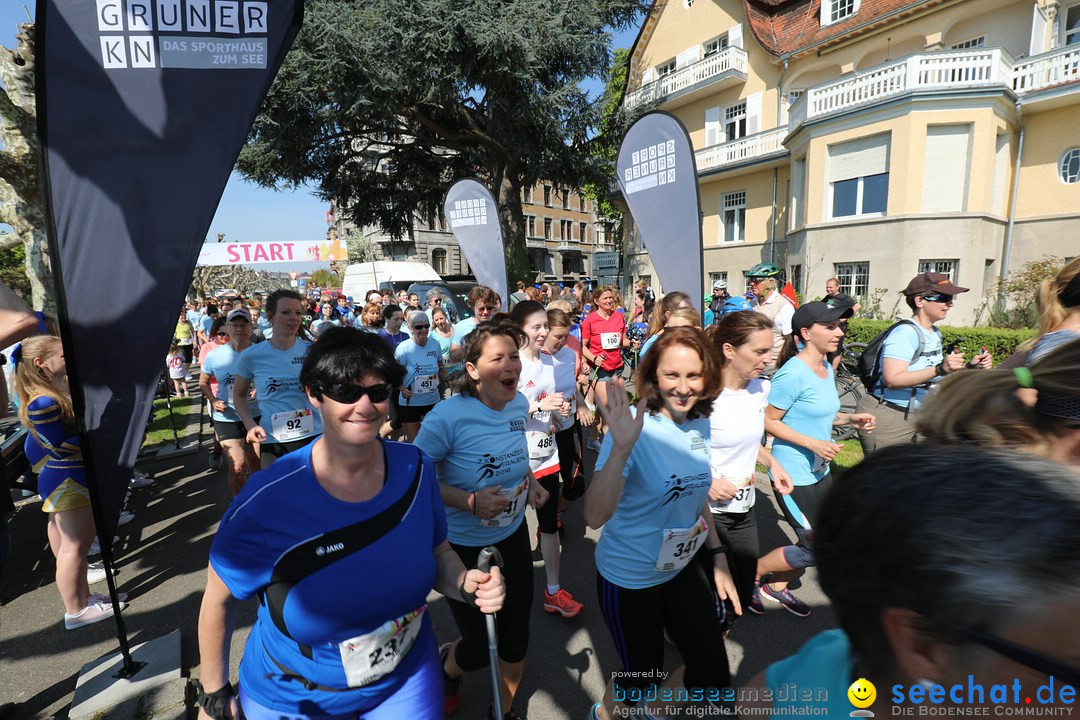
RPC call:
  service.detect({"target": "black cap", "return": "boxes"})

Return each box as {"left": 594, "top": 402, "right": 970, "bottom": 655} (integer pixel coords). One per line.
{"left": 791, "top": 301, "right": 854, "bottom": 337}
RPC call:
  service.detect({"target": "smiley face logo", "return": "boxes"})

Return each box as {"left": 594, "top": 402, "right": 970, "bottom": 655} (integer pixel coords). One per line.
{"left": 848, "top": 678, "right": 876, "bottom": 709}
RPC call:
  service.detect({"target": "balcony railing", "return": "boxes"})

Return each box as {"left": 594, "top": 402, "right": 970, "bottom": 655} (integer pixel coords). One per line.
{"left": 789, "top": 46, "right": 1080, "bottom": 133}
{"left": 695, "top": 128, "right": 788, "bottom": 173}
{"left": 557, "top": 239, "right": 581, "bottom": 252}
{"left": 626, "top": 47, "right": 748, "bottom": 108}
{"left": 526, "top": 236, "right": 547, "bottom": 248}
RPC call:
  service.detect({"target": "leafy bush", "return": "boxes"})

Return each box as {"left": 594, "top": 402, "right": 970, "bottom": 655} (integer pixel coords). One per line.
{"left": 983, "top": 255, "right": 1066, "bottom": 329}
{"left": 845, "top": 319, "right": 1036, "bottom": 365}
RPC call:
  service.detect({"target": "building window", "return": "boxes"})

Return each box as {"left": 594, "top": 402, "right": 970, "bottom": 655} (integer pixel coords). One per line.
{"left": 822, "top": 0, "right": 859, "bottom": 25}
{"left": 950, "top": 36, "right": 985, "bottom": 49}
{"left": 725, "top": 102, "right": 747, "bottom": 141}
{"left": 790, "top": 264, "right": 803, "bottom": 295}
{"left": 431, "top": 248, "right": 447, "bottom": 275}
{"left": 832, "top": 174, "right": 888, "bottom": 217}
{"left": 709, "top": 271, "right": 728, "bottom": 290}
{"left": 787, "top": 90, "right": 803, "bottom": 106}
{"left": 580, "top": 222, "right": 588, "bottom": 242}
{"left": 704, "top": 34, "right": 729, "bottom": 57}
{"left": 579, "top": 196, "right": 586, "bottom": 212}
{"left": 526, "top": 215, "right": 536, "bottom": 238}
{"left": 722, "top": 191, "right": 746, "bottom": 244}
{"left": 834, "top": 262, "right": 869, "bottom": 297}
{"left": 543, "top": 185, "right": 552, "bottom": 207}
{"left": 560, "top": 219, "right": 574, "bottom": 240}
{"left": 544, "top": 218, "right": 552, "bottom": 240}
{"left": 523, "top": 186, "right": 533, "bottom": 204}
{"left": 656, "top": 59, "right": 677, "bottom": 78}
{"left": 1066, "top": 5, "right": 1080, "bottom": 46}
{"left": 639, "top": 275, "right": 652, "bottom": 289}
{"left": 562, "top": 192, "right": 570, "bottom": 210}
{"left": 918, "top": 259, "right": 958, "bottom": 282}
{"left": 562, "top": 255, "right": 573, "bottom": 275}
{"left": 1061, "top": 148, "right": 1080, "bottom": 183}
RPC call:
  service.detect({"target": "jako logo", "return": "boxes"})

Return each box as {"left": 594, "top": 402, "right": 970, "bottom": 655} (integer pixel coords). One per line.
{"left": 95, "top": 0, "right": 269, "bottom": 71}
{"left": 315, "top": 542, "right": 345, "bottom": 557}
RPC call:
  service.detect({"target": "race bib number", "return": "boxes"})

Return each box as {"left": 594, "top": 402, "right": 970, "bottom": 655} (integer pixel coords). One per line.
{"left": 812, "top": 453, "right": 830, "bottom": 475}
{"left": 656, "top": 516, "right": 708, "bottom": 572}
{"left": 600, "top": 332, "right": 621, "bottom": 350}
{"left": 271, "top": 408, "right": 314, "bottom": 442}
{"left": 527, "top": 430, "right": 555, "bottom": 460}
{"left": 709, "top": 476, "right": 755, "bottom": 515}
{"left": 480, "top": 478, "right": 528, "bottom": 528}
{"left": 532, "top": 408, "right": 551, "bottom": 423}
{"left": 412, "top": 373, "right": 438, "bottom": 394}
{"left": 338, "top": 605, "right": 426, "bottom": 687}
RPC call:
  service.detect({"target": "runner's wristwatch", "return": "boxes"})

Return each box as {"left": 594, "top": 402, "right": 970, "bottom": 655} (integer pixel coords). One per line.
{"left": 196, "top": 680, "right": 235, "bottom": 720}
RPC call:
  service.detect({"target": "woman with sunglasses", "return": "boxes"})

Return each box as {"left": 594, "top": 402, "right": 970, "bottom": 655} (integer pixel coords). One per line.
{"left": 415, "top": 321, "right": 549, "bottom": 720}
{"left": 856, "top": 271, "right": 992, "bottom": 455}
{"left": 744, "top": 445, "right": 1080, "bottom": 716}
{"left": 234, "top": 289, "right": 321, "bottom": 468}
{"left": 394, "top": 313, "right": 444, "bottom": 442}
{"left": 196, "top": 328, "right": 504, "bottom": 720}
{"left": 200, "top": 309, "right": 261, "bottom": 495}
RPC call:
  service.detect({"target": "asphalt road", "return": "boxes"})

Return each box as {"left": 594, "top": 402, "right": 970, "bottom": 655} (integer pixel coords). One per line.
{"left": 0, "top": 418, "right": 837, "bottom": 719}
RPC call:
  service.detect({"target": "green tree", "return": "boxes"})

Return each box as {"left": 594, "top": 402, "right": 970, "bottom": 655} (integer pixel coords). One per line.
{"left": 237, "top": 0, "right": 648, "bottom": 286}
{"left": 988, "top": 255, "right": 1065, "bottom": 329}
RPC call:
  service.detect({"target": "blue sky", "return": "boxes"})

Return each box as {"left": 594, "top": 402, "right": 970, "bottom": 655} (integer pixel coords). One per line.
{"left": 1, "top": 6, "right": 641, "bottom": 263}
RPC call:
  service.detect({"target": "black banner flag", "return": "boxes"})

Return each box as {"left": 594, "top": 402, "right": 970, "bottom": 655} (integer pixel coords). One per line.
{"left": 37, "top": 0, "right": 303, "bottom": 539}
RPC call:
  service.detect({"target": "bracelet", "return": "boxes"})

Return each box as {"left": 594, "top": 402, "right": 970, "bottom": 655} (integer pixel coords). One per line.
{"left": 710, "top": 545, "right": 728, "bottom": 556}
{"left": 196, "top": 680, "right": 234, "bottom": 720}
{"left": 935, "top": 363, "right": 946, "bottom": 377}
{"left": 459, "top": 576, "right": 478, "bottom": 607}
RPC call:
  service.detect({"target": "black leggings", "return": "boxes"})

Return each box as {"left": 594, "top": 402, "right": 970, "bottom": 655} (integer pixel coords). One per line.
{"left": 448, "top": 523, "right": 533, "bottom": 668}
{"left": 536, "top": 468, "right": 561, "bottom": 534}
{"left": 596, "top": 552, "right": 732, "bottom": 704}
{"left": 554, "top": 421, "right": 586, "bottom": 500}
{"left": 776, "top": 476, "right": 834, "bottom": 570}
{"left": 710, "top": 508, "right": 759, "bottom": 611}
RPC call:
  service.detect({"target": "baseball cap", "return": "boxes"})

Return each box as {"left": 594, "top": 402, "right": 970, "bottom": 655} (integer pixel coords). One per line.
{"left": 903, "top": 272, "right": 969, "bottom": 297}
{"left": 791, "top": 301, "right": 854, "bottom": 336}
{"left": 226, "top": 308, "right": 252, "bottom": 323}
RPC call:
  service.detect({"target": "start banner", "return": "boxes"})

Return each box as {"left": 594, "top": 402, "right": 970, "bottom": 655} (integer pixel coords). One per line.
{"left": 196, "top": 238, "right": 349, "bottom": 266}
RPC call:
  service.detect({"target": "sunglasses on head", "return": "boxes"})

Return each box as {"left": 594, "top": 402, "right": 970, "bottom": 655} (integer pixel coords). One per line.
{"left": 921, "top": 293, "right": 953, "bottom": 303}
{"left": 321, "top": 382, "right": 393, "bottom": 404}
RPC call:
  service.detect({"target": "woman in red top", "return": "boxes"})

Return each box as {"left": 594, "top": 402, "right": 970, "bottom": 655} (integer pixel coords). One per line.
{"left": 580, "top": 285, "right": 628, "bottom": 451}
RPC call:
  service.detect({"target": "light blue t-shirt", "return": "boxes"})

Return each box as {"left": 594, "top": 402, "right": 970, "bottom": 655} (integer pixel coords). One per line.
{"left": 764, "top": 630, "right": 855, "bottom": 719}
{"left": 310, "top": 318, "right": 338, "bottom": 336}
{"left": 876, "top": 320, "right": 942, "bottom": 410}
{"left": 768, "top": 358, "right": 840, "bottom": 486}
{"left": 1028, "top": 329, "right": 1080, "bottom": 365}
{"left": 414, "top": 393, "right": 530, "bottom": 546}
{"left": 200, "top": 314, "right": 216, "bottom": 337}
{"left": 235, "top": 339, "right": 321, "bottom": 444}
{"left": 257, "top": 314, "right": 272, "bottom": 332}
{"left": 594, "top": 410, "right": 713, "bottom": 590}
{"left": 186, "top": 309, "right": 201, "bottom": 327}
{"left": 451, "top": 317, "right": 479, "bottom": 347}
{"left": 394, "top": 337, "right": 443, "bottom": 407}
{"left": 639, "top": 333, "right": 659, "bottom": 359}
{"left": 202, "top": 344, "right": 261, "bottom": 423}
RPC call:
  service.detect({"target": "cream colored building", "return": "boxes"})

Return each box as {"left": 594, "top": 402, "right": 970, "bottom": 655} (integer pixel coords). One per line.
{"left": 620, "top": 0, "right": 1080, "bottom": 323}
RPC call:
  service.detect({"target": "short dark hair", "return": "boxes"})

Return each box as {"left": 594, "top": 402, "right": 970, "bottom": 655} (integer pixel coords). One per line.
{"left": 300, "top": 327, "right": 405, "bottom": 398}
{"left": 206, "top": 303, "right": 219, "bottom": 316}
{"left": 266, "top": 289, "right": 304, "bottom": 316}
{"left": 817, "top": 445, "right": 1080, "bottom": 678}
{"left": 467, "top": 285, "right": 501, "bottom": 310}
{"left": 510, "top": 300, "right": 546, "bottom": 326}
{"left": 210, "top": 316, "right": 228, "bottom": 336}
{"left": 381, "top": 304, "right": 403, "bottom": 321}
{"left": 634, "top": 326, "right": 720, "bottom": 420}
{"left": 452, "top": 320, "right": 527, "bottom": 397}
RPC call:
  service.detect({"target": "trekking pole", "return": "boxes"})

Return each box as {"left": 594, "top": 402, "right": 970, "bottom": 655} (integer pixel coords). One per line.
{"left": 477, "top": 546, "right": 505, "bottom": 719}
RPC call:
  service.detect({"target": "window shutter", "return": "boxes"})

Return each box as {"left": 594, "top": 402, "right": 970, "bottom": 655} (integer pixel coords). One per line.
{"left": 676, "top": 46, "right": 701, "bottom": 68}
{"left": 745, "top": 92, "right": 762, "bottom": 135}
{"left": 1030, "top": 3, "right": 1048, "bottom": 56}
{"left": 705, "top": 107, "right": 721, "bottom": 146}
{"left": 729, "top": 23, "right": 744, "bottom": 49}
{"left": 991, "top": 134, "right": 1011, "bottom": 216}
{"left": 921, "top": 125, "right": 971, "bottom": 213}
{"left": 827, "top": 134, "right": 890, "bottom": 182}
{"left": 641, "top": 67, "right": 656, "bottom": 85}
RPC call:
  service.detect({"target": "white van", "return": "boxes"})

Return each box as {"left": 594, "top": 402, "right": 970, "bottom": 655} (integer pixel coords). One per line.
{"left": 341, "top": 261, "right": 441, "bottom": 302}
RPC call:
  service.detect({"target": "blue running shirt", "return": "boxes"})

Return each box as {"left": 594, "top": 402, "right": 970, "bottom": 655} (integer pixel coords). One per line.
{"left": 202, "top": 345, "right": 260, "bottom": 423}
{"left": 235, "top": 339, "right": 321, "bottom": 443}
{"left": 394, "top": 338, "right": 443, "bottom": 407}
{"left": 768, "top": 358, "right": 840, "bottom": 486}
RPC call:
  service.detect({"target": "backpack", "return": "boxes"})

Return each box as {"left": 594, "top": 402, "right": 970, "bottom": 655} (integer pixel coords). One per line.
{"left": 856, "top": 318, "right": 926, "bottom": 392}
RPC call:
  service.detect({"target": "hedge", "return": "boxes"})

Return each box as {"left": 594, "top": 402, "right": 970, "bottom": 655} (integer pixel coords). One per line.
{"left": 845, "top": 319, "right": 1036, "bottom": 366}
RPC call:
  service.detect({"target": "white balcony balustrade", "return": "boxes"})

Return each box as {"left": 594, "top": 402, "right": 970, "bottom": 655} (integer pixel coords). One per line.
{"left": 626, "top": 47, "right": 748, "bottom": 109}
{"left": 695, "top": 128, "right": 788, "bottom": 173}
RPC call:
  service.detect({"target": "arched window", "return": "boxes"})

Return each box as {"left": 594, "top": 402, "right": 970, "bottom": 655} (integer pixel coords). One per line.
{"left": 431, "top": 248, "right": 448, "bottom": 275}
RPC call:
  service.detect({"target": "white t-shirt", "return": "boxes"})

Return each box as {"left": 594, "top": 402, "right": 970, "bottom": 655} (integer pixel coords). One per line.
{"left": 547, "top": 345, "right": 578, "bottom": 432}
{"left": 708, "top": 379, "right": 769, "bottom": 514}
{"left": 518, "top": 354, "right": 560, "bottom": 476}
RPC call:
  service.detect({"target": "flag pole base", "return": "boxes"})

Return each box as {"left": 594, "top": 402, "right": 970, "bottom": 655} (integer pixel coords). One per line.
{"left": 69, "top": 629, "right": 182, "bottom": 720}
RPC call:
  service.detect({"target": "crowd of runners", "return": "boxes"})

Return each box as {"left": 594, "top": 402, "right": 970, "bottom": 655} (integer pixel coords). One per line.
{"left": 4, "top": 255, "right": 1080, "bottom": 720}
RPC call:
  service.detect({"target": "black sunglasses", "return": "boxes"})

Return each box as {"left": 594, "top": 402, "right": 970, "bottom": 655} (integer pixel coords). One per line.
{"left": 921, "top": 293, "right": 953, "bottom": 303}
{"left": 321, "top": 382, "right": 393, "bottom": 404}
{"left": 413, "top": 324, "right": 430, "bottom": 330}
{"left": 954, "top": 626, "right": 1080, "bottom": 689}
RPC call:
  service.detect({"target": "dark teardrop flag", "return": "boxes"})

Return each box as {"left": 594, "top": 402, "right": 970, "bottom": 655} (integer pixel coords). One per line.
{"left": 615, "top": 112, "right": 704, "bottom": 312}
{"left": 444, "top": 179, "right": 508, "bottom": 309}
{"left": 37, "top": 0, "right": 303, "bottom": 539}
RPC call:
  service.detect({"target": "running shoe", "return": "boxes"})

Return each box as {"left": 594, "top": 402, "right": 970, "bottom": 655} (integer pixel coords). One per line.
{"left": 759, "top": 583, "right": 810, "bottom": 617}
{"left": 88, "top": 536, "right": 120, "bottom": 557}
{"left": 440, "top": 642, "right": 462, "bottom": 715}
{"left": 543, "top": 588, "right": 584, "bottom": 618}
{"left": 747, "top": 581, "right": 765, "bottom": 615}
{"left": 64, "top": 597, "right": 127, "bottom": 630}
{"left": 90, "top": 591, "right": 128, "bottom": 603}
{"left": 129, "top": 471, "right": 153, "bottom": 489}
{"left": 87, "top": 564, "right": 107, "bottom": 585}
